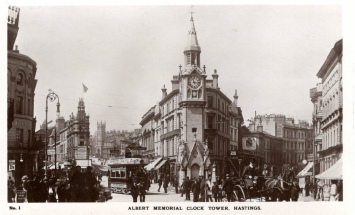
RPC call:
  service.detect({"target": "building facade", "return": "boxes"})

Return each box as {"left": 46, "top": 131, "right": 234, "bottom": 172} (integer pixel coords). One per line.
{"left": 247, "top": 114, "right": 313, "bottom": 173}
{"left": 140, "top": 16, "right": 244, "bottom": 183}
{"left": 7, "top": 6, "right": 40, "bottom": 185}
{"left": 316, "top": 39, "right": 342, "bottom": 183}
{"left": 66, "top": 98, "right": 91, "bottom": 162}
{"left": 310, "top": 83, "right": 323, "bottom": 178}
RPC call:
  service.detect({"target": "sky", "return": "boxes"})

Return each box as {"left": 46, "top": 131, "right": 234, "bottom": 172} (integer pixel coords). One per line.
{"left": 7, "top": 5, "right": 342, "bottom": 133}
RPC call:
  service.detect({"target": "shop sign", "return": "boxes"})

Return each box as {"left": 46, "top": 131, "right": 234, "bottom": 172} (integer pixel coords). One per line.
{"left": 9, "top": 160, "right": 15, "bottom": 171}
{"left": 16, "top": 190, "right": 27, "bottom": 203}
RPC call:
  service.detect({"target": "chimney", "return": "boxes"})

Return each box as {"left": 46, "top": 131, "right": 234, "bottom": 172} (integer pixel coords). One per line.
{"left": 212, "top": 69, "right": 219, "bottom": 89}
{"left": 161, "top": 85, "right": 167, "bottom": 99}
{"left": 257, "top": 125, "right": 263, "bottom": 132}
{"left": 248, "top": 122, "right": 255, "bottom": 132}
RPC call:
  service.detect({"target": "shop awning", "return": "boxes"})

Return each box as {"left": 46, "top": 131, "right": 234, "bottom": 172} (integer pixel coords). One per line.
{"left": 144, "top": 157, "right": 163, "bottom": 171}
{"left": 154, "top": 159, "right": 167, "bottom": 170}
{"left": 316, "top": 157, "right": 343, "bottom": 180}
{"left": 92, "top": 163, "right": 109, "bottom": 174}
{"left": 297, "top": 162, "right": 313, "bottom": 178}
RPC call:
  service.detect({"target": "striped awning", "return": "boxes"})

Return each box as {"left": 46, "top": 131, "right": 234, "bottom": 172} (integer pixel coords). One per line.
{"left": 316, "top": 157, "right": 342, "bottom": 180}
{"left": 296, "top": 162, "right": 313, "bottom": 178}
{"left": 144, "top": 157, "right": 163, "bottom": 171}
{"left": 154, "top": 159, "right": 167, "bottom": 170}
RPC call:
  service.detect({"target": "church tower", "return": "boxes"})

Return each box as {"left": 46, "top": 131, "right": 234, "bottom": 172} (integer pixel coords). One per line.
{"left": 180, "top": 14, "right": 207, "bottom": 148}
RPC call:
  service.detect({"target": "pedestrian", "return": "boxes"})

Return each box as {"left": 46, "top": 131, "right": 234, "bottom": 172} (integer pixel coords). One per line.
{"left": 305, "top": 180, "right": 310, "bottom": 196}
{"left": 191, "top": 180, "right": 200, "bottom": 202}
{"left": 223, "top": 174, "right": 234, "bottom": 202}
{"left": 84, "top": 166, "right": 98, "bottom": 202}
{"left": 131, "top": 181, "right": 139, "bottom": 202}
{"left": 212, "top": 181, "right": 219, "bottom": 202}
{"left": 181, "top": 178, "right": 186, "bottom": 197}
{"left": 185, "top": 177, "right": 191, "bottom": 200}
{"left": 157, "top": 176, "right": 162, "bottom": 192}
{"left": 70, "top": 165, "right": 84, "bottom": 202}
{"left": 47, "top": 178, "right": 57, "bottom": 203}
{"left": 337, "top": 180, "right": 343, "bottom": 201}
{"left": 57, "top": 179, "right": 67, "bottom": 202}
{"left": 8, "top": 180, "right": 15, "bottom": 203}
{"left": 205, "top": 180, "right": 213, "bottom": 202}
{"left": 163, "top": 176, "right": 169, "bottom": 193}
{"left": 291, "top": 179, "right": 301, "bottom": 202}
{"left": 199, "top": 177, "right": 205, "bottom": 201}
{"left": 138, "top": 182, "right": 146, "bottom": 202}
{"left": 330, "top": 180, "right": 338, "bottom": 201}
{"left": 174, "top": 175, "right": 179, "bottom": 194}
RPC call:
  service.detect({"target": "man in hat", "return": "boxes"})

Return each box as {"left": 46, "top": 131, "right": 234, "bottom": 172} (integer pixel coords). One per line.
{"left": 212, "top": 181, "right": 219, "bottom": 202}
{"left": 242, "top": 162, "right": 255, "bottom": 179}
{"left": 185, "top": 177, "right": 191, "bottom": 200}
{"left": 191, "top": 179, "right": 200, "bottom": 202}
{"left": 181, "top": 178, "right": 186, "bottom": 197}
{"left": 131, "top": 180, "right": 139, "bottom": 202}
{"left": 223, "top": 174, "right": 234, "bottom": 202}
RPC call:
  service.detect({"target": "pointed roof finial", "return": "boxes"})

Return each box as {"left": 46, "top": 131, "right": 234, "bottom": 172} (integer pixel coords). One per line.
{"left": 190, "top": 5, "right": 195, "bottom": 21}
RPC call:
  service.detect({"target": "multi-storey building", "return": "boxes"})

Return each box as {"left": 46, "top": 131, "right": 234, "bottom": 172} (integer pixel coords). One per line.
{"left": 309, "top": 83, "right": 323, "bottom": 179}
{"left": 315, "top": 39, "right": 342, "bottom": 182}
{"left": 241, "top": 125, "right": 283, "bottom": 176}
{"left": 140, "top": 15, "right": 244, "bottom": 183}
{"left": 66, "top": 98, "right": 91, "bottom": 163}
{"left": 247, "top": 114, "right": 313, "bottom": 173}
{"left": 7, "top": 6, "right": 40, "bottom": 185}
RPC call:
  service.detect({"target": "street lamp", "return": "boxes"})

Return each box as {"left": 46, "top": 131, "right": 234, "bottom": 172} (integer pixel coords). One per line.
{"left": 45, "top": 89, "right": 60, "bottom": 177}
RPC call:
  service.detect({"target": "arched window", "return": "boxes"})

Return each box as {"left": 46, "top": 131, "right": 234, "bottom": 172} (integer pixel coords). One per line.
{"left": 16, "top": 73, "right": 24, "bottom": 86}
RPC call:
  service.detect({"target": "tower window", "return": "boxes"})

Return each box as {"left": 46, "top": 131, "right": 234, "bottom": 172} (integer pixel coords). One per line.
{"left": 187, "top": 53, "right": 191, "bottom": 65}
{"left": 16, "top": 73, "right": 24, "bottom": 86}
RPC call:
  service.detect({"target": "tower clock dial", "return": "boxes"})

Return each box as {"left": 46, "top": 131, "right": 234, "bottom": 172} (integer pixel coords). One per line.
{"left": 188, "top": 77, "right": 201, "bottom": 89}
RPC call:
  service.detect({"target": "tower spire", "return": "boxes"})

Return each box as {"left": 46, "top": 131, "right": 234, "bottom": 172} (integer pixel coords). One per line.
{"left": 190, "top": 5, "right": 195, "bottom": 21}
{"left": 184, "top": 6, "right": 201, "bottom": 68}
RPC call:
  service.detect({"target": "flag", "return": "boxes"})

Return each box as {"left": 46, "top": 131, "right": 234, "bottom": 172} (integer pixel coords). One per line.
{"left": 83, "top": 83, "right": 88, "bottom": 93}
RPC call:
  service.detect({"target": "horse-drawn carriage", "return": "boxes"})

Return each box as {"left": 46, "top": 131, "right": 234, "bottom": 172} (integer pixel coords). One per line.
{"left": 229, "top": 167, "right": 300, "bottom": 202}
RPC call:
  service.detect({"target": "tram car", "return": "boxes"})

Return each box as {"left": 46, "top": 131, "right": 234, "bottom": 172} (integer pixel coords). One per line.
{"left": 108, "top": 157, "right": 149, "bottom": 194}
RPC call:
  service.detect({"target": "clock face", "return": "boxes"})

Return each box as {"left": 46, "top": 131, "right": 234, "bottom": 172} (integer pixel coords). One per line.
{"left": 188, "top": 77, "right": 201, "bottom": 89}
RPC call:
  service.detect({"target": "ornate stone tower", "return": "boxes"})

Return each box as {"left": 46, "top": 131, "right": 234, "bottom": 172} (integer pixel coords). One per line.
{"left": 179, "top": 15, "right": 207, "bottom": 150}
{"left": 67, "top": 98, "right": 90, "bottom": 160}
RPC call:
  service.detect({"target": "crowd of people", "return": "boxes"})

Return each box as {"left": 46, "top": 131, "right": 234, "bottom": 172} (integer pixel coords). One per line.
{"left": 8, "top": 165, "right": 104, "bottom": 203}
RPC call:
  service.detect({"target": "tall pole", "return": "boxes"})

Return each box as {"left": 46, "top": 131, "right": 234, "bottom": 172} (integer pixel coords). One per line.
{"left": 45, "top": 99, "right": 48, "bottom": 177}
{"left": 45, "top": 90, "right": 60, "bottom": 178}
{"left": 54, "top": 127, "right": 57, "bottom": 176}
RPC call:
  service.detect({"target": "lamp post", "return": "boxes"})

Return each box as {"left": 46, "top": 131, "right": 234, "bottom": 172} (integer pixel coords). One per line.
{"left": 45, "top": 90, "right": 60, "bottom": 177}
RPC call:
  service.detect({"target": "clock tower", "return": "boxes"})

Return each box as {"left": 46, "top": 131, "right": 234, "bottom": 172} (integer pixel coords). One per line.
{"left": 179, "top": 15, "right": 206, "bottom": 151}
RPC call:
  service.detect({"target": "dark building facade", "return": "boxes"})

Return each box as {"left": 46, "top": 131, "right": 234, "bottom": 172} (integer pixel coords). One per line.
{"left": 7, "top": 6, "right": 40, "bottom": 185}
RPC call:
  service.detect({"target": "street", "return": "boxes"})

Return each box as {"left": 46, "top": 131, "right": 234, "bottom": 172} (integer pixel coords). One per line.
{"left": 99, "top": 177, "right": 314, "bottom": 203}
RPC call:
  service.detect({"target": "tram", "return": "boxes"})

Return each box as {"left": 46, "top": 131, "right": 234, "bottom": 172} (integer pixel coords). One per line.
{"left": 107, "top": 157, "right": 149, "bottom": 194}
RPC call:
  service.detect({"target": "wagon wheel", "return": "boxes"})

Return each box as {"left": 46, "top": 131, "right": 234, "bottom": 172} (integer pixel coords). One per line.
{"left": 234, "top": 185, "right": 246, "bottom": 202}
